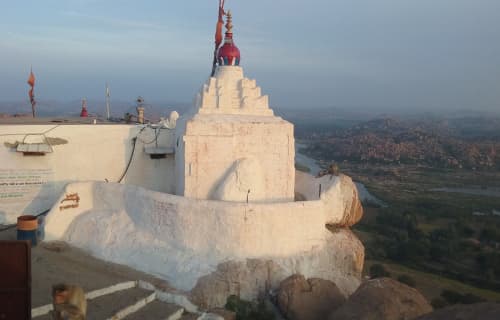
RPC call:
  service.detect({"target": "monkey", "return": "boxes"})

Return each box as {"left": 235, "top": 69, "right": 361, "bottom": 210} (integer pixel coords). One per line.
{"left": 51, "top": 284, "right": 87, "bottom": 320}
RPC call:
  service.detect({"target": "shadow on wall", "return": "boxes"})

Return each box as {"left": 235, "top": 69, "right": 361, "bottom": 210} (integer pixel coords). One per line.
{"left": 0, "top": 123, "right": 179, "bottom": 224}
{"left": 21, "top": 128, "right": 136, "bottom": 221}
{"left": 208, "top": 157, "right": 265, "bottom": 202}
{"left": 54, "top": 129, "right": 137, "bottom": 240}
{"left": 0, "top": 179, "right": 68, "bottom": 225}
{"left": 0, "top": 126, "right": 133, "bottom": 224}
{"left": 23, "top": 181, "right": 68, "bottom": 215}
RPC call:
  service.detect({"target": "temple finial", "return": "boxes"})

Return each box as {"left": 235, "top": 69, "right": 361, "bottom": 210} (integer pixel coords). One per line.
{"left": 217, "top": 9, "right": 240, "bottom": 67}
{"left": 225, "top": 10, "right": 233, "bottom": 34}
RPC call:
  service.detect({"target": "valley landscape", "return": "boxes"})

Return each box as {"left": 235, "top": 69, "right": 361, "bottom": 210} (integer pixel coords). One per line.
{"left": 293, "top": 109, "right": 500, "bottom": 308}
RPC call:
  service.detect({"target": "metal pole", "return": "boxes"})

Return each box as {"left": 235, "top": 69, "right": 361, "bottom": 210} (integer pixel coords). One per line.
{"left": 105, "top": 83, "right": 111, "bottom": 120}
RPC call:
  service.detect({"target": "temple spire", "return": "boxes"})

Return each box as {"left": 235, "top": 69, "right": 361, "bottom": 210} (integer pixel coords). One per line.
{"left": 225, "top": 10, "right": 233, "bottom": 34}
{"left": 217, "top": 9, "right": 240, "bottom": 67}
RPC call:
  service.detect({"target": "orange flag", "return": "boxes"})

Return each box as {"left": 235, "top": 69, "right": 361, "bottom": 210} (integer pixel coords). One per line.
{"left": 27, "top": 70, "right": 35, "bottom": 87}
{"left": 212, "top": 0, "right": 225, "bottom": 76}
{"left": 27, "top": 69, "right": 36, "bottom": 117}
{"left": 215, "top": 0, "right": 225, "bottom": 48}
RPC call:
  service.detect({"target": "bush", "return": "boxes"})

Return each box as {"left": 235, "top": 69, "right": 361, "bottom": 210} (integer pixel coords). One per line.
{"left": 440, "top": 289, "right": 485, "bottom": 305}
{"left": 480, "top": 227, "right": 500, "bottom": 243}
{"left": 441, "top": 289, "right": 464, "bottom": 304}
{"left": 461, "top": 293, "right": 485, "bottom": 304}
{"left": 397, "top": 274, "right": 416, "bottom": 288}
{"left": 370, "top": 263, "right": 390, "bottom": 279}
{"left": 431, "top": 297, "right": 448, "bottom": 309}
{"left": 389, "top": 240, "right": 430, "bottom": 263}
{"left": 225, "top": 295, "right": 275, "bottom": 320}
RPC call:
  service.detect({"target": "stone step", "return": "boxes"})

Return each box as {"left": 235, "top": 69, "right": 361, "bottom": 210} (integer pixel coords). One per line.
{"left": 123, "top": 300, "right": 184, "bottom": 320}
{"left": 34, "top": 313, "right": 52, "bottom": 320}
{"left": 32, "top": 282, "right": 200, "bottom": 320}
{"left": 179, "top": 313, "right": 200, "bottom": 320}
{"left": 86, "top": 286, "right": 154, "bottom": 319}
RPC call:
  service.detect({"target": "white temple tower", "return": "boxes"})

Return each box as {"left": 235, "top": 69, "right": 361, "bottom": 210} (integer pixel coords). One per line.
{"left": 175, "top": 11, "right": 295, "bottom": 202}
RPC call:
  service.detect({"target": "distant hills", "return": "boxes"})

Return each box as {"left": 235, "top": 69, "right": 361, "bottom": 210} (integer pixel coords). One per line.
{"left": 0, "top": 99, "right": 190, "bottom": 121}
{"left": 300, "top": 116, "right": 500, "bottom": 170}
{"left": 2, "top": 99, "right": 498, "bottom": 123}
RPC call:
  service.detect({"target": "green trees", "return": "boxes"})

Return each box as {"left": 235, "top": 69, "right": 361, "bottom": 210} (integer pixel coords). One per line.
{"left": 225, "top": 295, "right": 275, "bottom": 320}
{"left": 369, "top": 264, "right": 390, "bottom": 279}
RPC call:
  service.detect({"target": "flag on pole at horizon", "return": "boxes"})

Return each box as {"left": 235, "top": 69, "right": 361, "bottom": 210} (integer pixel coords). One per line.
{"left": 211, "top": 0, "right": 225, "bottom": 77}
{"left": 215, "top": 0, "right": 225, "bottom": 49}
{"left": 27, "top": 68, "right": 36, "bottom": 117}
{"left": 27, "top": 71, "right": 35, "bottom": 87}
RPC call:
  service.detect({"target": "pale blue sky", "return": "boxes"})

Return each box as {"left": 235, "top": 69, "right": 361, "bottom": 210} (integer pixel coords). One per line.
{"left": 1, "top": 0, "right": 499, "bottom": 110}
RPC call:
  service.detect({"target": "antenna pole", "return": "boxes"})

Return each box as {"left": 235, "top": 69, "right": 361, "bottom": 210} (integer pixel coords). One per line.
{"left": 105, "top": 83, "right": 111, "bottom": 120}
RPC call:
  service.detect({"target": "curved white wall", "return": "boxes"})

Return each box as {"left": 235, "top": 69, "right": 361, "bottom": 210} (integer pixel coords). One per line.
{"left": 43, "top": 176, "right": 358, "bottom": 291}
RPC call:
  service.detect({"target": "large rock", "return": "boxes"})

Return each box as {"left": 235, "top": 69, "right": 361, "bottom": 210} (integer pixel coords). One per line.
{"left": 277, "top": 274, "right": 345, "bottom": 320}
{"left": 329, "top": 278, "right": 433, "bottom": 320}
{"left": 335, "top": 175, "right": 364, "bottom": 227}
{"left": 295, "top": 172, "right": 363, "bottom": 226}
{"left": 190, "top": 259, "right": 286, "bottom": 309}
{"left": 415, "top": 302, "right": 500, "bottom": 320}
{"left": 190, "top": 228, "right": 364, "bottom": 309}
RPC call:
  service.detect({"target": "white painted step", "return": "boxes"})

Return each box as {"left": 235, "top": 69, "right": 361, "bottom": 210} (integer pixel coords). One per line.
{"left": 86, "top": 287, "right": 153, "bottom": 319}
{"left": 123, "top": 300, "right": 184, "bottom": 320}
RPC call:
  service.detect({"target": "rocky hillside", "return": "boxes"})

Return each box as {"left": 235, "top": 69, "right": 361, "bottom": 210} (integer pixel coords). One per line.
{"left": 274, "top": 275, "right": 500, "bottom": 320}
{"left": 302, "top": 118, "right": 500, "bottom": 169}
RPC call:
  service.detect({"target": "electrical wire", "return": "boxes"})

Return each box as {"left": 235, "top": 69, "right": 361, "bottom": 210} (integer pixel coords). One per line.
{"left": 117, "top": 124, "right": 170, "bottom": 183}
{"left": 117, "top": 137, "right": 137, "bottom": 183}
{"left": 136, "top": 126, "right": 161, "bottom": 144}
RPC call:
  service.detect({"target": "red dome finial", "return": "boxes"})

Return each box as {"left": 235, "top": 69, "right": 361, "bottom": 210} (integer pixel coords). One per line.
{"left": 217, "top": 10, "right": 240, "bottom": 66}
{"left": 80, "top": 98, "right": 88, "bottom": 117}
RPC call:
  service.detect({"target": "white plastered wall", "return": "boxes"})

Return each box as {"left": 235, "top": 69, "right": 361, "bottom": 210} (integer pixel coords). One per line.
{"left": 178, "top": 114, "right": 295, "bottom": 201}
{"left": 0, "top": 124, "right": 176, "bottom": 223}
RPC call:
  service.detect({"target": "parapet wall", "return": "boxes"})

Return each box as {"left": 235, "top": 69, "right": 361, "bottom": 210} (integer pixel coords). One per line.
{"left": 0, "top": 124, "right": 176, "bottom": 223}
{"left": 45, "top": 181, "right": 325, "bottom": 259}
{"left": 43, "top": 172, "right": 364, "bottom": 294}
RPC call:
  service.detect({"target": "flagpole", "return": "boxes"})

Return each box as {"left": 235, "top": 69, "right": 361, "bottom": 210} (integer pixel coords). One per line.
{"left": 31, "top": 66, "right": 35, "bottom": 118}
{"left": 105, "top": 83, "right": 111, "bottom": 120}
{"left": 211, "top": 0, "right": 225, "bottom": 77}
{"left": 27, "top": 67, "right": 36, "bottom": 118}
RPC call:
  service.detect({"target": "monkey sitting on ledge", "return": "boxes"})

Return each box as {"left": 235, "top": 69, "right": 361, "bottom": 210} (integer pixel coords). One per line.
{"left": 51, "top": 284, "right": 87, "bottom": 320}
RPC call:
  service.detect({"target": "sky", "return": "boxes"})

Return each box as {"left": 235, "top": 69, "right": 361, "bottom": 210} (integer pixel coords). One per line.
{"left": 1, "top": 0, "right": 500, "bottom": 111}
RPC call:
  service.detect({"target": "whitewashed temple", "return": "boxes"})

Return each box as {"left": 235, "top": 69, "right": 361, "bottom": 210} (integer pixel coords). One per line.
{"left": 0, "top": 8, "right": 364, "bottom": 310}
